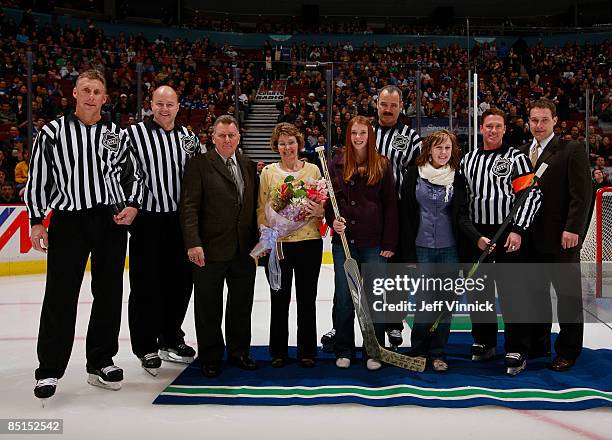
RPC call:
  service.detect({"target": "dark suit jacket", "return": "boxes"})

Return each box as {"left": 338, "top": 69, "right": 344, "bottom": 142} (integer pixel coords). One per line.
{"left": 519, "top": 136, "right": 591, "bottom": 254}
{"left": 399, "top": 166, "right": 482, "bottom": 263}
{"left": 180, "top": 149, "right": 258, "bottom": 262}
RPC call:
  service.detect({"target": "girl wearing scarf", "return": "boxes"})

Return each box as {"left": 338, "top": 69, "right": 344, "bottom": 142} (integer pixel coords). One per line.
{"left": 399, "top": 130, "right": 481, "bottom": 372}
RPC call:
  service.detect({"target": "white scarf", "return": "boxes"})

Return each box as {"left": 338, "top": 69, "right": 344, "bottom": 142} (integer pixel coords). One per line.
{"left": 418, "top": 162, "right": 455, "bottom": 202}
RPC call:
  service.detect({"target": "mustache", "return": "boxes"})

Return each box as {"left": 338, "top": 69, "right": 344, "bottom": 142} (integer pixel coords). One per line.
{"left": 383, "top": 112, "right": 394, "bottom": 116}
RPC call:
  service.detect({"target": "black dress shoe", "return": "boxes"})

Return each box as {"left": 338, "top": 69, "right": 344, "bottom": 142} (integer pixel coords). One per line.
{"left": 299, "top": 358, "right": 315, "bottom": 368}
{"left": 550, "top": 356, "right": 576, "bottom": 372}
{"left": 228, "top": 355, "right": 259, "bottom": 371}
{"left": 271, "top": 358, "right": 286, "bottom": 368}
{"left": 201, "top": 362, "right": 222, "bottom": 378}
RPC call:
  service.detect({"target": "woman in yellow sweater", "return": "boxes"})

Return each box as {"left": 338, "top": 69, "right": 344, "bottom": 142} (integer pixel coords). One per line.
{"left": 257, "top": 123, "right": 325, "bottom": 368}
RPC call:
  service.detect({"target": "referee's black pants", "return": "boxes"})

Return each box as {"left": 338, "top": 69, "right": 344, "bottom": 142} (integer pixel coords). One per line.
{"left": 467, "top": 224, "right": 537, "bottom": 356}
{"left": 35, "top": 207, "right": 127, "bottom": 380}
{"left": 128, "top": 212, "right": 193, "bottom": 358}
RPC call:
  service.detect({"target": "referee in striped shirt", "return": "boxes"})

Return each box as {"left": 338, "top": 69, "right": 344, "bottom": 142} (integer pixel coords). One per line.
{"left": 25, "top": 70, "right": 142, "bottom": 400}
{"left": 461, "top": 108, "right": 542, "bottom": 375}
{"left": 375, "top": 85, "right": 422, "bottom": 199}
{"left": 125, "top": 85, "right": 200, "bottom": 374}
{"left": 376, "top": 85, "right": 422, "bottom": 346}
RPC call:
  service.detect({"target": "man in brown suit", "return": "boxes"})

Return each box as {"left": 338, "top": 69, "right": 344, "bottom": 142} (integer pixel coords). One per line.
{"left": 180, "top": 115, "right": 259, "bottom": 377}
{"left": 519, "top": 99, "right": 591, "bottom": 372}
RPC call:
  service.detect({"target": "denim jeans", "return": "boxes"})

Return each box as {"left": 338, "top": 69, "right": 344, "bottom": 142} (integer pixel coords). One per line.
{"left": 332, "top": 244, "right": 386, "bottom": 360}
{"left": 411, "top": 246, "right": 459, "bottom": 359}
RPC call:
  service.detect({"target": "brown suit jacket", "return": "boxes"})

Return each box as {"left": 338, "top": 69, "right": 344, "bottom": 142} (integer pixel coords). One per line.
{"left": 519, "top": 136, "right": 591, "bottom": 254}
{"left": 180, "top": 149, "right": 258, "bottom": 262}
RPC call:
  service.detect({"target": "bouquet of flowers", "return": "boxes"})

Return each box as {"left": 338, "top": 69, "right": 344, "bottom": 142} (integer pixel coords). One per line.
{"left": 251, "top": 175, "right": 328, "bottom": 290}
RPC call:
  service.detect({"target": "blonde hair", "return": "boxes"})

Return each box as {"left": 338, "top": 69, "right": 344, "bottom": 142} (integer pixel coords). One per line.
{"left": 76, "top": 69, "right": 106, "bottom": 89}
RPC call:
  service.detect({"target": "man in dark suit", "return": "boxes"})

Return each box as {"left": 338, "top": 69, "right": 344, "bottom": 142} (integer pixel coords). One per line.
{"left": 180, "top": 115, "right": 259, "bottom": 377}
{"left": 520, "top": 99, "right": 592, "bottom": 372}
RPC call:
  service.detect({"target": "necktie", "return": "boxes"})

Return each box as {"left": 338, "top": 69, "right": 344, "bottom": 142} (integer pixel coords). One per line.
{"left": 529, "top": 143, "right": 539, "bottom": 167}
{"left": 225, "top": 157, "right": 243, "bottom": 200}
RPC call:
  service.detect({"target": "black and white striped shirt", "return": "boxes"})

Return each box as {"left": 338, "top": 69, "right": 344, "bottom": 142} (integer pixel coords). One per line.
{"left": 25, "top": 115, "right": 142, "bottom": 225}
{"left": 375, "top": 121, "right": 422, "bottom": 197}
{"left": 125, "top": 120, "right": 200, "bottom": 213}
{"left": 460, "top": 144, "right": 542, "bottom": 230}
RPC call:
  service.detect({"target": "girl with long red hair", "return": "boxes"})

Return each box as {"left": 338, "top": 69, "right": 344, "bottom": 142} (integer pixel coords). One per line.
{"left": 324, "top": 115, "right": 398, "bottom": 370}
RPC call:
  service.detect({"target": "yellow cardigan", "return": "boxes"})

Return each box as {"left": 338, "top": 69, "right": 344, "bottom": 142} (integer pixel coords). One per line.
{"left": 257, "top": 161, "right": 322, "bottom": 242}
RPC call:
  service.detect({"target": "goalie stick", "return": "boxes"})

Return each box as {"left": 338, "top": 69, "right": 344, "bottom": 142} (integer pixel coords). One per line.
{"left": 316, "top": 146, "right": 426, "bottom": 372}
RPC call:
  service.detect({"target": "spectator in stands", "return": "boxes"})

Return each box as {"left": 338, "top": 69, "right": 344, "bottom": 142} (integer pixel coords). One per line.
{"left": 600, "top": 136, "right": 612, "bottom": 164}
{"left": 278, "top": 104, "right": 295, "bottom": 123}
{"left": 54, "top": 97, "right": 73, "bottom": 118}
{"left": 0, "top": 151, "right": 8, "bottom": 176}
{"left": 0, "top": 182, "right": 17, "bottom": 203}
{"left": 506, "top": 117, "right": 530, "bottom": 146}
{"left": 113, "top": 93, "right": 133, "bottom": 123}
{"left": 0, "top": 169, "right": 6, "bottom": 186}
{"left": 13, "top": 148, "right": 28, "bottom": 190}
{"left": 0, "top": 101, "right": 16, "bottom": 123}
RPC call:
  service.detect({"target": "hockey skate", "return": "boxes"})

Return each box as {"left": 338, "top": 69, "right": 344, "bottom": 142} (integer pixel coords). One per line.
{"left": 471, "top": 343, "right": 496, "bottom": 362}
{"left": 320, "top": 328, "right": 336, "bottom": 353}
{"left": 140, "top": 353, "right": 162, "bottom": 376}
{"left": 159, "top": 343, "right": 196, "bottom": 364}
{"left": 86, "top": 365, "right": 123, "bottom": 390}
{"left": 34, "top": 378, "right": 57, "bottom": 407}
{"left": 505, "top": 353, "right": 527, "bottom": 376}
{"left": 387, "top": 329, "right": 403, "bottom": 351}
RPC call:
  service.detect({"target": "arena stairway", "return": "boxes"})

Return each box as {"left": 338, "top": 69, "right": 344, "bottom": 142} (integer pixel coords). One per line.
{"left": 241, "top": 80, "right": 285, "bottom": 163}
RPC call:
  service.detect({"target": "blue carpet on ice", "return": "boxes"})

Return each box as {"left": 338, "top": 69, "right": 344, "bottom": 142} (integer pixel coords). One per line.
{"left": 153, "top": 333, "right": 612, "bottom": 410}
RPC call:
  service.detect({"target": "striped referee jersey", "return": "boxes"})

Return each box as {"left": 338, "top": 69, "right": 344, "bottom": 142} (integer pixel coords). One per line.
{"left": 125, "top": 119, "right": 200, "bottom": 213}
{"left": 24, "top": 114, "right": 142, "bottom": 225}
{"left": 375, "top": 121, "right": 422, "bottom": 197}
{"left": 460, "top": 144, "right": 542, "bottom": 230}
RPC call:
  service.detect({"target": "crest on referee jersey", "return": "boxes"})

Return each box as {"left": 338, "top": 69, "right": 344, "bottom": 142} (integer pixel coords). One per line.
{"left": 101, "top": 131, "right": 120, "bottom": 152}
{"left": 492, "top": 157, "right": 512, "bottom": 177}
{"left": 181, "top": 135, "right": 198, "bottom": 154}
{"left": 390, "top": 134, "right": 410, "bottom": 151}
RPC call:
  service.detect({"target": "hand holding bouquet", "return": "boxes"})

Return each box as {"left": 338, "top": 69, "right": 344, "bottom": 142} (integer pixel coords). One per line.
{"left": 251, "top": 175, "right": 328, "bottom": 290}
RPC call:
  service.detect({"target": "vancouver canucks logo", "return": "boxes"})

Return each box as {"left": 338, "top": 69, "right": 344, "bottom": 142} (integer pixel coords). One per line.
{"left": 101, "top": 131, "right": 120, "bottom": 152}
{"left": 181, "top": 135, "right": 198, "bottom": 154}
{"left": 390, "top": 134, "right": 410, "bottom": 151}
{"left": 492, "top": 157, "right": 512, "bottom": 177}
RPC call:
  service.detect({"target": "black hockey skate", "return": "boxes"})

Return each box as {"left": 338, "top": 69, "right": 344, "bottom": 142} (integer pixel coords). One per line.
{"left": 320, "top": 328, "right": 336, "bottom": 353}
{"left": 140, "top": 353, "right": 162, "bottom": 376}
{"left": 86, "top": 365, "right": 123, "bottom": 390}
{"left": 387, "top": 329, "right": 403, "bottom": 351}
{"left": 159, "top": 343, "right": 196, "bottom": 364}
{"left": 505, "top": 353, "right": 527, "bottom": 376}
{"left": 34, "top": 378, "right": 57, "bottom": 407}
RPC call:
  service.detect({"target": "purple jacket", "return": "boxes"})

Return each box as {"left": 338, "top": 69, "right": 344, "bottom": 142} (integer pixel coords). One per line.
{"left": 324, "top": 153, "right": 398, "bottom": 251}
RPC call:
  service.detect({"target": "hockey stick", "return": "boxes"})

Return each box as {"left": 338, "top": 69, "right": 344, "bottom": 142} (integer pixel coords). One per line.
{"left": 467, "top": 162, "right": 548, "bottom": 278}
{"left": 428, "top": 162, "right": 549, "bottom": 333}
{"left": 316, "top": 146, "right": 426, "bottom": 372}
